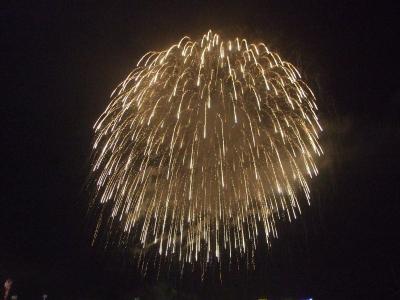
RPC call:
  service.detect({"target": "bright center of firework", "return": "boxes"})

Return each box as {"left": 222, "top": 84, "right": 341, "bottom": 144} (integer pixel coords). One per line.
{"left": 91, "top": 30, "right": 323, "bottom": 266}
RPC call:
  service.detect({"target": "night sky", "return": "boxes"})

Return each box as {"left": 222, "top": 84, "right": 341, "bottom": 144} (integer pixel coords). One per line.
{"left": 1, "top": 1, "right": 399, "bottom": 299}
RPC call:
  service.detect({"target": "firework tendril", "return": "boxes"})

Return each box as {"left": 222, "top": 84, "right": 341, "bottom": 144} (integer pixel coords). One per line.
{"left": 91, "top": 30, "right": 323, "bottom": 270}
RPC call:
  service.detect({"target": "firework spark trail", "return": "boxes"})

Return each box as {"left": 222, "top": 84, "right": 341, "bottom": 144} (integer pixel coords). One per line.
{"left": 91, "top": 30, "right": 323, "bottom": 268}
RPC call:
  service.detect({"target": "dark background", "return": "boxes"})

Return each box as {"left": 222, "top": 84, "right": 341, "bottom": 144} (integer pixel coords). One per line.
{"left": 1, "top": 1, "right": 399, "bottom": 299}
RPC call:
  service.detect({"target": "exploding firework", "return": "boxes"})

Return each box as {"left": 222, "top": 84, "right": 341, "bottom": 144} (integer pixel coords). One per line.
{"left": 91, "top": 30, "right": 323, "bottom": 269}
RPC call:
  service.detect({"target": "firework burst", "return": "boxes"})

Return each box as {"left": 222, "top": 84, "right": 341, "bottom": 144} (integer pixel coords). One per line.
{"left": 91, "top": 30, "right": 323, "bottom": 269}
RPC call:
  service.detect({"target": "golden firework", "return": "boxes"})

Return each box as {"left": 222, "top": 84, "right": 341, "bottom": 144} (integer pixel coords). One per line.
{"left": 91, "top": 30, "right": 323, "bottom": 267}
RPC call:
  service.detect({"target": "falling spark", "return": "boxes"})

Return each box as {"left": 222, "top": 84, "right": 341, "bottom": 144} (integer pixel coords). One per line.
{"left": 91, "top": 30, "right": 323, "bottom": 271}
